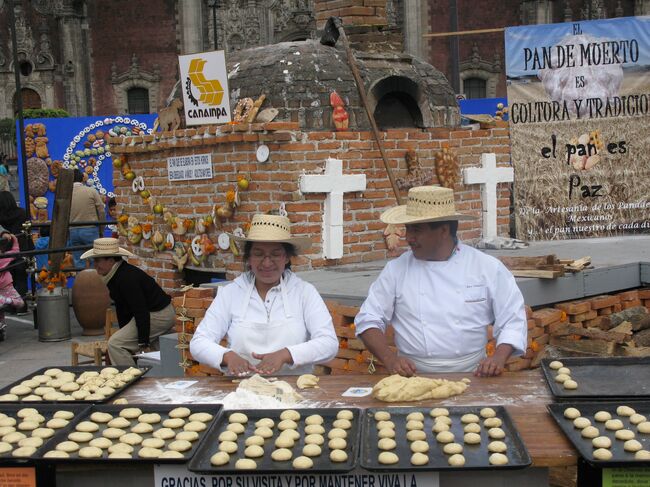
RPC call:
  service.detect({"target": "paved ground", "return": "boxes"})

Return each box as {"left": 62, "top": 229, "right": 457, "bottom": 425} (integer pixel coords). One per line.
{"left": 0, "top": 305, "right": 100, "bottom": 389}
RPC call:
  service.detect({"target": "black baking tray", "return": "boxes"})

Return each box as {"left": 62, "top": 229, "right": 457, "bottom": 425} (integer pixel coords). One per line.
{"left": 0, "top": 404, "right": 90, "bottom": 465}
{"left": 360, "top": 406, "right": 532, "bottom": 471}
{"left": 0, "top": 366, "right": 151, "bottom": 404}
{"left": 548, "top": 401, "right": 650, "bottom": 467}
{"left": 188, "top": 408, "right": 361, "bottom": 473}
{"left": 541, "top": 357, "right": 650, "bottom": 401}
{"left": 35, "top": 403, "right": 222, "bottom": 463}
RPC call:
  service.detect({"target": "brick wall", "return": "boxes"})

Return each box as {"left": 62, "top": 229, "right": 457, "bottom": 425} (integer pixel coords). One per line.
{"left": 110, "top": 121, "right": 512, "bottom": 292}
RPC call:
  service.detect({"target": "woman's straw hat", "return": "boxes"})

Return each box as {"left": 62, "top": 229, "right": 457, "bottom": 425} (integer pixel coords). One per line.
{"left": 230, "top": 214, "right": 311, "bottom": 253}
{"left": 380, "top": 185, "right": 475, "bottom": 225}
{"left": 80, "top": 237, "right": 134, "bottom": 260}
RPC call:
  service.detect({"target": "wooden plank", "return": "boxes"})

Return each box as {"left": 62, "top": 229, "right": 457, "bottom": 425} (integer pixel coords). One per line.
{"left": 550, "top": 336, "right": 618, "bottom": 355}
{"left": 498, "top": 255, "right": 557, "bottom": 269}
{"left": 510, "top": 269, "right": 564, "bottom": 279}
{"left": 48, "top": 169, "right": 74, "bottom": 274}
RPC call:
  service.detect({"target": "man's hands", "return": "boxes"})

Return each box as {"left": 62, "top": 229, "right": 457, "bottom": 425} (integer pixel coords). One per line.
{"left": 252, "top": 348, "right": 292, "bottom": 375}
{"left": 474, "top": 344, "right": 513, "bottom": 377}
{"left": 222, "top": 351, "right": 254, "bottom": 376}
{"left": 384, "top": 354, "right": 417, "bottom": 377}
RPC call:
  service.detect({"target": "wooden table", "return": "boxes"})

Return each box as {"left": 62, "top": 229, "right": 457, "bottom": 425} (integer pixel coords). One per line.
{"left": 120, "top": 369, "right": 577, "bottom": 468}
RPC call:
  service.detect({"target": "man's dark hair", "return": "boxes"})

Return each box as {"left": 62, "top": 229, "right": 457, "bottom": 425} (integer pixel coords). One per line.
{"left": 107, "top": 197, "right": 116, "bottom": 208}
{"left": 243, "top": 241, "right": 297, "bottom": 271}
{"left": 40, "top": 225, "right": 50, "bottom": 238}
{"left": 428, "top": 220, "right": 458, "bottom": 238}
{"left": 73, "top": 169, "right": 84, "bottom": 183}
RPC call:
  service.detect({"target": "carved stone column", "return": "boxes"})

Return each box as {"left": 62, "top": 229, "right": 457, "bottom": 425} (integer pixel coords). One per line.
{"left": 404, "top": 0, "right": 425, "bottom": 59}
{"left": 635, "top": 0, "right": 650, "bottom": 15}
{"left": 179, "top": 0, "right": 204, "bottom": 54}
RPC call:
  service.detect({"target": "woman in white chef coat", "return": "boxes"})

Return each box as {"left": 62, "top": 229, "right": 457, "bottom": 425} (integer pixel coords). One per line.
{"left": 190, "top": 214, "right": 338, "bottom": 376}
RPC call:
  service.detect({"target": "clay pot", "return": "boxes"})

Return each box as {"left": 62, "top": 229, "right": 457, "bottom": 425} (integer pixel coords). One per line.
{"left": 71, "top": 269, "right": 111, "bottom": 336}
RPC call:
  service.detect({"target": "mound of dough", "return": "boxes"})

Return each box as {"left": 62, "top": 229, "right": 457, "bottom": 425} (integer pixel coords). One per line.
{"left": 489, "top": 453, "right": 508, "bottom": 465}
{"left": 448, "top": 454, "right": 465, "bottom": 466}
{"left": 211, "top": 451, "right": 230, "bottom": 466}
{"left": 443, "top": 443, "right": 463, "bottom": 455}
{"left": 303, "top": 444, "right": 321, "bottom": 457}
{"left": 378, "top": 438, "right": 396, "bottom": 450}
{"left": 331, "top": 449, "right": 348, "bottom": 462}
{"left": 378, "top": 451, "right": 399, "bottom": 464}
{"left": 296, "top": 374, "right": 319, "bottom": 390}
{"left": 593, "top": 448, "right": 612, "bottom": 460}
{"left": 169, "top": 407, "right": 191, "bottom": 419}
{"left": 229, "top": 412, "right": 248, "bottom": 424}
{"left": 293, "top": 456, "right": 313, "bottom": 469}
{"left": 594, "top": 411, "right": 612, "bottom": 422}
{"left": 272, "top": 448, "right": 292, "bottom": 461}
{"left": 305, "top": 415, "right": 324, "bottom": 426}
{"left": 372, "top": 375, "right": 469, "bottom": 402}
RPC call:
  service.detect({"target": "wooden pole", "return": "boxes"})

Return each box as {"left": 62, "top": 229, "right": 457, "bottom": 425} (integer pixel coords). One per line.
{"left": 49, "top": 169, "right": 74, "bottom": 275}
{"left": 423, "top": 27, "right": 505, "bottom": 38}
{"left": 332, "top": 18, "right": 403, "bottom": 205}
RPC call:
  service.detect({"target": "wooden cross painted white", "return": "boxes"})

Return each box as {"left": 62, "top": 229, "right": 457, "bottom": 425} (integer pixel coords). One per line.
{"left": 462, "top": 153, "right": 514, "bottom": 239}
{"left": 299, "top": 158, "right": 366, "bottom": 259}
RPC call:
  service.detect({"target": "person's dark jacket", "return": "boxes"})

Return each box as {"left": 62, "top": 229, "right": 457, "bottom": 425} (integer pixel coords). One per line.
{"left": 106, "top": 261, "right": 171, "bottom": 345}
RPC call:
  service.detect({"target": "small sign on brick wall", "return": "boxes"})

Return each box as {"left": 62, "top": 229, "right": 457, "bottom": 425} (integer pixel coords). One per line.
{"left": 167, "top": 153, "right": 213, "bottom": 182}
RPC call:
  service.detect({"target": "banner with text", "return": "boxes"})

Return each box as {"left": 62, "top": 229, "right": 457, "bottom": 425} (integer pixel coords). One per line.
{"left": 505, "top": 16, "right": 650, "bottom": 240}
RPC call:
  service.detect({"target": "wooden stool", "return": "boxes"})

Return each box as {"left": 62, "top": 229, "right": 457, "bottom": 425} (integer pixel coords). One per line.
{"left": 71, "top": 308, "right": 118, "bottom": 366}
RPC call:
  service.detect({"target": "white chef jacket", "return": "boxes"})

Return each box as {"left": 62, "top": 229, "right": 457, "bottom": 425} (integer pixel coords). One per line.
{"left": 190, "top": 270, "right": 338, "bottom": 372}
{"left": 354, "top": 243, "right": 527, "bottom": 361}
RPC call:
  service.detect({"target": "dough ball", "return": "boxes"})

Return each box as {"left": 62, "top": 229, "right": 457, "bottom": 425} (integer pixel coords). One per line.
{"left": 305, "top": 424, "right": 325, "bottom": 435}
{"left": 410, "top": 452, "right": 428, "bottom": 465}
{"left": 635, "top": 450, "right": 650, "bottom": 460}
{"left": 378, "top": 451, "right": 399, "bottom": 464}
{"left": 24, "top": 414, "right": 45, "bottom": 424}
{"left": 30, "top": 428, "right": 54, "bottom": 440}
{"left": 219, "top": 441, "right": 238, "bottom": 453}
{"left": 4, "top": 432, "right": 27, "bottom": 444}
{"left": 305, "top": 415, "right": 324, "bottom": 425}
{"left": 23, "top": 395, "right": 42, "bottom": 402}
{"left": 333, "top": 419, "right": 352, "bottom": 430}
{"left": 480, "top": 408, "right": 496, "bottom": 419}
{"left": 18, "top": 437, "right": 43, "bottom": 448}
{"left": 229, "top": 412, "right": 248, "bottom": 424}
{"left": 0, "top": 426, "right": 15, "bottom": 436}
{"left": 581, "top": 426, "right": 600, "bottom": 439}
{"left": 555, "top": 374, "right": 571, "bottom": 383}
{"left": 557, "top": 367, "right": 571, "bottom": 375}
{"left": 484, "top": 418, "right": 502, "bottom": 428}
{"left": 573, "top": 417, "right": 591, "bottom": 429}
{"left": 138, "top": 413, "right": 161, "bottom": 424}
{"left": 0, "top": 442, "right": 12, "bottom": 454}
{"left": 337, "top": 410, "right": 354, "bottom": 421}
{"left": 563, "top": 380, "right": 578, "bottom": 390}
{"left": 120, "top": 433, "right": 143, "bottom": 446}
{"left": 56, "top": 441, "right": 80, "bottom": 453}
{"left": 280, "top": 429, "right": 300, "bottom": 441}
{"left": 488, "top": 440, "right": 507, "bottom": 453}
{"left": 280, "top": 410, "right": 300, "bottom": 422}
{"left": 615, "top": 429, "right": 635, "bottom": 441}
{"left": 0, "top": 417, "right": 17, "bottom": 428}
{"left": 624, "top": 439, "right": 643, "bottom": 452}
{"left": 630, "top": 414, "right": 647, "bottom": 425}
{"left": 328, "top": 438, "right": 346, "bottom": 450}
{"left": 79, "top": 446, "right": 104, "bottom": 458}
{"left": 120, "top": 408, "right": 143, "bottom": 419}
{"left": 461, "top": 414, "right": 479, "bottom": 424}
{"left": 328, "top": 428, "right": 347, "bottom": 440}
{"left": 591, "top": 436, "right": 612, "bottom": 448}
{"left": 435, "top": 416, "right": 452, "bottom": 426}
{"left": 189, "top": 412, "right": 213, "bottom": 423}
{"left": 378, "top": 438, "right": 396, "bottom": 450}
{"left": 443, "top": 443, "right": 463, "bottom": 455}
{"left": 464, "top": 433, "right": 481, "bottom": 445}
{"left": 275, "top": 435, "right": 295, "bottom": 448}
{"left": 244, "top": 435, "right": 265, "bottom": 446}
{"left": 448, "top": 454, "right": 465, "bottom": 466}
{"left": 549, "top": 360, "right": 563, "bottom": 370}
{"left": 488, "top": 427, "right": 506, "bottom": 439}
{"left": 0, "top": 394, "right": 19, "bottom": 401}
{"left": 18, "top": 421, "right": 39, "bottom": 432}
{"left": 593, "top": 448, "right": 612, "bottom": 461}
{"left": 141, "top": 438, "right": 165, "bottom": 449}
{"left": 89, "top": 437, "right": 113, "bottom": 449}
{"left": 47, "top": 418, "right": 69, "bottom": 429}
{"left": 71, "top": 391, "right": 90, "bottom": 400}
{"left": 271, "top": 448, "right": 292, "bottom": 461}
{"left": 406, "top": 420, "right": 424, "bottom": 431}
{"left": 44, "top": 450, "right": 69, "bottom": 458}
{"left": 617, "top": 405, "right": 636, "bottom": 417}
{"left": 185, "top": 421, "right": 207, "bottom": 432}
{"left": 90, "top": 412, "right": 113, "bottom": 423}
{"left": 163, "top": 418, "right": 185, "bottom": 429}
{"left": 303, "top": 444, "right": 322, "bottom": 457}
{"left": 292, "top": 456, "right": 313, "bottom": 469}
{"left": 255, "top": 418, "right": 274, "bottom": 428}
{"left": 278, "top": 419, "right": 298, "bottom": 431}
{"left": 436, "top": 431, "right": 455, "bottom": 443}
{"left": 17, "top": 408, "right": 39, "bottom": 419}
{"left": 131, "top": 423, "right": 154, "bottom": 434}
{"left": 160, "top": 450, "right": 185, "bottom": 459}
{"left": 407, "top": 430, "right": 427, "bottom": 441}
{"left": 429, "top": 408, "right": 449, "bottom": 417}
{"left": 68, "top": 432, "right": 93, "bottom": 443}
{"left": 108, "top": 451, "right": 132, "bottom": 459}
{"left": 406, "top": 412, "right": 425, "bottom": 422}
{"left": 211, "top": 451, "right": 230, "bottom": 466}
{"left": 410, "top": 440, "right": 429, "bottom": 453}
{"left": 244, "top": 445, "right": 265, "bottom": 458}
{"left": 489, "top": 453, "right": 509, "bottom": 465}
{"left": 154, "top": 428, "right": 177, "bottom": 440}
{"left": 10, "top": 385, "right": 32, "bottom": 396}
{"left": 376, "top": 421, "right": 395, "bottom": 430}
{"left": 330, "top": 449, "right": 348, "bottom": 463}
{"left": 169, "top": 407, "right": 191, "bottom": 419}
{"left": 374, "top": 411, "right": 391, "bottom": 421}
{"left": 12, "top": 446, "right": 37, "bottom": 458}
{"left": 605, "top": 419, "right": 624, "bottom": 431}
{"left": 304, "top": 434, "right": 324, "bottom": 446}
{"left": 138, "top": 447, "right": 163, "bottom": 459}
{"left": 594, "top": 411, "right": 612, "bottom": 422}
{"left": 638, "top": 421, "right": 650, "bottom": 433}
{"left": 296, "top": 374, "right": 319, "bottom": 390}
{"left": 378, "top": 428, "right": 395, "bottom": 439}
{"left": 234, "top": 458, "right": 257, "bottom": 470}
{"left": 254, "top": 426, "right": 273, "bottom": 439}
{"left": 462, "top": 423, "right": 479, "bottom": 434}
{"left": 102, "top": 428, "right": 126, "bottom": 440}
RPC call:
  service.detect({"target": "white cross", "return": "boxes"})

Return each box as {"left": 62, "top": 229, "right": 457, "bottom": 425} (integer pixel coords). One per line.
{"left": 462, "top": 153, "right": 514, "bottom": 239}
{"left": 299, "top": 158, "right": 366, "bottom": 259}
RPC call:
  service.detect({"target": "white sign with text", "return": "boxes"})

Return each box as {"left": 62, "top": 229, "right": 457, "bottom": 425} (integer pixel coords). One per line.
{"left": 167, "top": 154, "right": 213, "bottom": 182}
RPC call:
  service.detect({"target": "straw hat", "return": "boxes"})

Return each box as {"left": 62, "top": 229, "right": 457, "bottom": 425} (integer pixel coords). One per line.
{"left": 80, "top": 237, "right": 134, "bottom": 260}
{"left": 230, "top": 214, "right": 311, "bottom": 253}
{"left": 380, "top": 185, "right": 475, "bottom": 225}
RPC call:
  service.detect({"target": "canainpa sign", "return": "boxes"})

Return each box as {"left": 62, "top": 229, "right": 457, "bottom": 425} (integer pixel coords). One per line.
{"left": 178, "top": 50, "right": 232, "bottom": 125}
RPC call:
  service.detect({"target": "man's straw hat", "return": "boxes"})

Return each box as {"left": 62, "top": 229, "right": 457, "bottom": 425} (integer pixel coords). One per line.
{"left": 381, "top": 185, "right": 475, "bottom": 225}
{"left": 230, "top": 214, "right": 311, "bottom": 253}
{"left": 80, "top": 237, "right": 134, "bottom": 260}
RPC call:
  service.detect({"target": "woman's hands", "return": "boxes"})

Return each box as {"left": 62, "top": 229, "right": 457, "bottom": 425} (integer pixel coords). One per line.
{"left": 222, "top": 351, "right": 254, "bottom": 377}
{"left": 251, "top": 348, "right": 293, "bottom": 375}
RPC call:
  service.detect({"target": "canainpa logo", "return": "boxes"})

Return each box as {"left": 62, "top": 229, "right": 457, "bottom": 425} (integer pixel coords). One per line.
{"left": 179, "top": 51, "right": 231, "bottom": 125}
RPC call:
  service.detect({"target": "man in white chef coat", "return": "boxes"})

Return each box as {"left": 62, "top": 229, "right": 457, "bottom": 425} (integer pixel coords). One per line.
{"left": 355, "top": 185, "right": 527, "bottom": 377}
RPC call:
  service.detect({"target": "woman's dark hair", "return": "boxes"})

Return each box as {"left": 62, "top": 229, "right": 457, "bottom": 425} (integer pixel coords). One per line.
{"left": 243, "top": 241, "right": 297, "bottom": 271}
{"left": 0, "top": 191, "right": 18, "bottom": 214}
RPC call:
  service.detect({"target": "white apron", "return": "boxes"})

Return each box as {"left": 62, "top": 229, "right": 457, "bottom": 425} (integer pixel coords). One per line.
{"left": 228, "top": 276, "right": 313, "bottom": 376}
{"left": 401, "top": 349, "right": 486, "bottom": 373}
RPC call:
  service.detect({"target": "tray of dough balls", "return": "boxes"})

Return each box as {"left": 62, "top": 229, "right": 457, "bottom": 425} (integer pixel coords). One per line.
{"left": 0, "top": 366, "right": 151, "bottom": 404}
{"left": 359, "top": 407, "right": 532, "bottom": 471}
{"left": 0, "top": 404, "right": 90, "bottom": 464}
{"left": 187, "top": 408, "right": 361, "bottom": 473}
{"left": 542, "top": 357, "right": 650, "bottom": 401}
{"left": 33, "top": 403, "right": 222, "bottom": 462}
{"left": 548, "top": 402, "right": 650, "bottom": 466}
